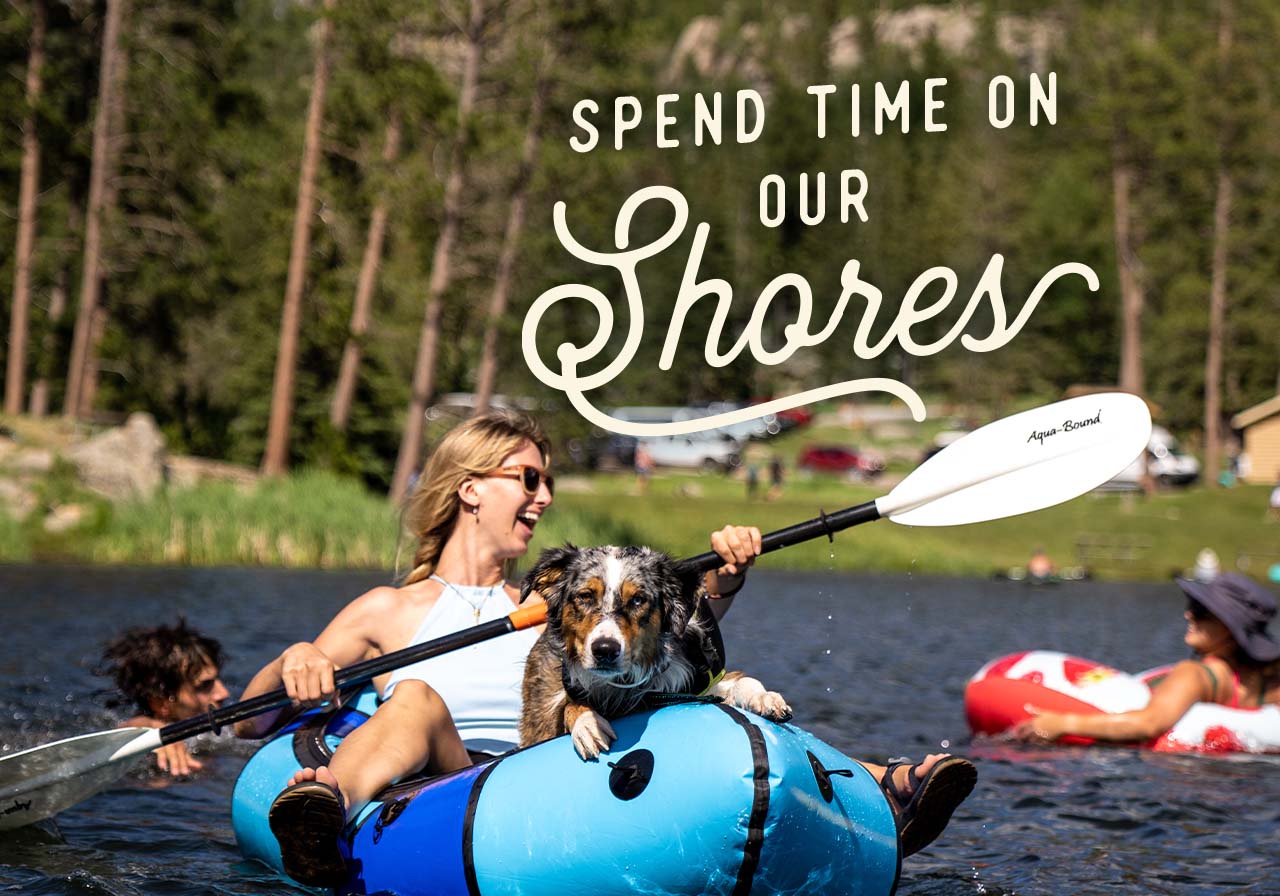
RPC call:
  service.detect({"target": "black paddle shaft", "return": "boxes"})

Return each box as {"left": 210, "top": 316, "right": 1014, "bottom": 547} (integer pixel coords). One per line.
{"left": 676, "top": 500, "right": 881, "bottom": 576}
{"left": 157, "top": 616, "right": 520, "bottom": 745}
{"left": 159, "top": 499, "right": 882, "bottom": 746}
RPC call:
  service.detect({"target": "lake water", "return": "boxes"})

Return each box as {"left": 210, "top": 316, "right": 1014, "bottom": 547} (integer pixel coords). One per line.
{"left": 1, "top": 565, "right": 1277, "bottom": 895}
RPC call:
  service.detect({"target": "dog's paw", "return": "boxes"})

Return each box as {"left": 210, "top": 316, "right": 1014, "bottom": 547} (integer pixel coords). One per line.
{"left": 748, "top": 690, "right": 793, "bottom": 723}
{"left": 570, "top": 710, "right": 616, "bottom": 760}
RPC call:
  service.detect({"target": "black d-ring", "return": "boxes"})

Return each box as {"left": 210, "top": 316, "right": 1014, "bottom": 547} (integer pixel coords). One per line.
{"left": 608, "top": 749, "right": 655, "bottom": 801}
{"left": 807, "top": 750, "right": 854, "bottom": 802}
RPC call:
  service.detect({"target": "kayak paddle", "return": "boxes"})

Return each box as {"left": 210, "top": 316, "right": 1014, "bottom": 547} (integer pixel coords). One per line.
{"left": 682, "top": 391, "right": 1153, "bottom": 568}
{"left": 0, "top": 603, "right": 548, "bottom": 832}
{"left": 0, "top": 392, "right": 1148, "bottom": 830}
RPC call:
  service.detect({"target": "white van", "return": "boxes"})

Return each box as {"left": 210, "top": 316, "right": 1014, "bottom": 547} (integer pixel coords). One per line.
{"left": 1102, "top": 425, "right": 1201, "bottom": 489}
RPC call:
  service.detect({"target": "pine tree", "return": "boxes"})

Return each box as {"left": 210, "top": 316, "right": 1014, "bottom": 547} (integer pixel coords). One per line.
{"left": 263, "top": 0, "right": 335, "bottom": 475}
{"left": 64, "top": 0, "right": 126, "bottom": 420}
{"left": 330, "top": 109, "right": 401, "bottom": 431}
{"left": 390, "top": 0, "right": 488, "bottom": 501}
{"left": 77, "top": 10, "right": 130, "bottom": 420}
{"left": 5, "top": 0, "right": 46, "bottom": 415}
{"left": 474, "top": 38, "right": 553, "bottom": 413}
{"left": 1203, "top": 0, "right": 1233, "bottom": 485}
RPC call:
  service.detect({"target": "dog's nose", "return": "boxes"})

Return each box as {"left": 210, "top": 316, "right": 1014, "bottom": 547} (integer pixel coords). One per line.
{"left": 591, "top": 638, "right": 622, "bottom": 666}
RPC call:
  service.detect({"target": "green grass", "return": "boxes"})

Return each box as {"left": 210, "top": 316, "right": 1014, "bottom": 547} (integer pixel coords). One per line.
{"left": 72, "top": 470, "right": 401, "bottom": 568}
{"left": 57, "top": 471, "right": 1280, "bottom": 581}
{"left": 33, "top": 468, "right": 643, "bottom": 571}
{"left": 0, "top": 511, "right": 30, "bottom": 563}
{"left": 5, "top": 460, "right": 1278, "bottom": 584}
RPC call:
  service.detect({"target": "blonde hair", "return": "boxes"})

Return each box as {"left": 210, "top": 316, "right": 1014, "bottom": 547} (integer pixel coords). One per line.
{"left": 400, "top": 409, "right": 550, "bottom": 584}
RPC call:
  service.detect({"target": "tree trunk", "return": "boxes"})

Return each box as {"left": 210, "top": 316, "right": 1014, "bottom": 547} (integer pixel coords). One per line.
{"left": 78, "top": 303, "right": 108, "bottom": 418}
{"left": 1203, "top": 171, "right": 1231, "bottom": 484}
{"left": 28, "top": 266, "right": 66, "bottom": 417}
{"left": 77, "top": 14, "right": 130, "bottom": 420}
{"left": 389, "top": 0, "right": 484, "bottom": 502}
{"left": 474, "top": 48, "right": 552, "bottom": 414}
{"left": 1203, "top": 0, "right": 1233, "bottom": 487}
{"left": 330, "top": 108, "right": 402, "bottom": 431}
{"left": 6, "top": 0, "right": 46, "bottom": 416}
{"left": 64, "top": 0, "right": 125, "bottom": 420}
{"left": 262, "top": 0, "right": 335, "bottom": 475}
{"left": 1112, "top": 153, "right": 1145, "bottom": 398}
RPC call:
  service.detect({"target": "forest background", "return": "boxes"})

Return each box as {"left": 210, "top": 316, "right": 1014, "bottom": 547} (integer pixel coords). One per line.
{"left": 2, "top": 0, "right": 1278, "bottom": 576}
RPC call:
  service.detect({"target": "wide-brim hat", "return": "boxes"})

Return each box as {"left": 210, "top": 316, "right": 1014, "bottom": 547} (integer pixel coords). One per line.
{"left": 1176, "top": 573, "right": 1280, "bottom": 663}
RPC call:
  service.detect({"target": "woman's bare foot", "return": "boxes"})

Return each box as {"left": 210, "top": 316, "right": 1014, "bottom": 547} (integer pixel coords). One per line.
{"left": 860, "top": 752, "right": 948, "bottom": 794}
{"left": 286, "top": 764, "right": 341, "bottom": 790}
{"left": 887, "top": 752, "right": 947, "bottom": 797}
{"left": 875, "top": 753, "right": 977, "bottom": 857}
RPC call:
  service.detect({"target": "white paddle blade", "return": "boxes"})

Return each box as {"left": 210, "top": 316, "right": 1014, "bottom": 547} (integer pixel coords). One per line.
{"left": 0, "top": 727, "right": 159, "bottom": 830}
{"left": 878, "top": 393, "right": 1152, "bottom": 527}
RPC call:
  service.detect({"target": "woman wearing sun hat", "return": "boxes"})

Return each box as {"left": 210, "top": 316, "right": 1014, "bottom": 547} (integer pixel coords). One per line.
{"left": 1012, "top": 573, "right": 1280, "bottom": 743}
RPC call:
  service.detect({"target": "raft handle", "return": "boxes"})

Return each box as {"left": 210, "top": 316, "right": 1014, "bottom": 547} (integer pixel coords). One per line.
{"left": 807, "top": 751, "right": 854, "bottom": 802}
{"left": 607, "top": 750, "right": 655, "bottom": 801}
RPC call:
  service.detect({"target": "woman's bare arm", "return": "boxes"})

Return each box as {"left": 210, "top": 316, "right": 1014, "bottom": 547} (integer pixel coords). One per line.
{"left": 1014, "top": 660, "right": 1212, "bottom": 742}
{"left": 233, "top": 587, "right": 398, "bottom": 738}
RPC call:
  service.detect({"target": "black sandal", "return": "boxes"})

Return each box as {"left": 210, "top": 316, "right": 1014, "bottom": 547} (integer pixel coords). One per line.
{"left": 880, "top": 755, "right": 977, "bottom": 857}
{"left": 268, "top": 779, "right": 350, "bottom": 887}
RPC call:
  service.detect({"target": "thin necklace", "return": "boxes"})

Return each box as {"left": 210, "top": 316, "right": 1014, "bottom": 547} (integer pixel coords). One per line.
{"left": 430, "top": 573, "right": 493, "bottom": 624}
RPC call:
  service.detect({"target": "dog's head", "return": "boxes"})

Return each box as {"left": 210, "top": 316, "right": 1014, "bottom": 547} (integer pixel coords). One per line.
{"left": 521, "top": 544, "right": 703, "bottom": 681}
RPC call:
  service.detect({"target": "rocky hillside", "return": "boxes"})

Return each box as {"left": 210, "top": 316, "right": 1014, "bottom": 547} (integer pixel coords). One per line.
{"left": 0, "top": 414, "right": 258, "bottom": 536}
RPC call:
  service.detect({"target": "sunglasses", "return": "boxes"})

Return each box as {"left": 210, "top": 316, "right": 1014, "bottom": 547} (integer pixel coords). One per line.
{"left": 487, "top": 464, "right": 554, "bottom": 496}
{"left": 1186, "top": 600, "right": 1213, "bottom": 622}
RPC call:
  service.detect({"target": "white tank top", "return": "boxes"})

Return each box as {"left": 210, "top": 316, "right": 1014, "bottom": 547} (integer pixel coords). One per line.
{"left": 382, "top": 577, "right": 539, "bottom": 754}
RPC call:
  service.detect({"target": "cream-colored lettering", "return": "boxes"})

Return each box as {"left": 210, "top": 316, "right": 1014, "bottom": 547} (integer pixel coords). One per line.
{"left": 523, "top": 186, "right": 1094, "bottom": 438}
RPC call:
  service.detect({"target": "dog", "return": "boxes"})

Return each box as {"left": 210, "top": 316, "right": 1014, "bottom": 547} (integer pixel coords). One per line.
{"left": 519, "top": 544, "right": 792, "bottom": 759}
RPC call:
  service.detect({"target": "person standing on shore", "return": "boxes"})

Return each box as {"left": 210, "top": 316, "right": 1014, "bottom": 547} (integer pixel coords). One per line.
{"left": 634, "top": 440, "right": 654, "bottom": 495}
{"left": 766, "top": 455, "right": 784, "bottom": 501}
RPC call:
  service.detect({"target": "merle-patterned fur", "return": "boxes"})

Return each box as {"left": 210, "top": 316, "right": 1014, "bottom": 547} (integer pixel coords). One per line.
{"left": 518, "top": 544, "right": 716, "bottom": 747}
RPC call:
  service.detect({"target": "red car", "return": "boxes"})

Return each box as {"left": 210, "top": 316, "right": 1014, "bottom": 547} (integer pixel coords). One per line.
{"left": 776, "top": 407, "right": 813, "bottom": 429}
{"left": 796, "top": 445, "right": 885, "bottom": 476}
{"left": 751, "top": 399, "right": 812, "bottom": 431}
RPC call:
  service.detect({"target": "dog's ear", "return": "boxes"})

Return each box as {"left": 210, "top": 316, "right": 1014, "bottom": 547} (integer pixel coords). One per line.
{"left": 662, "top": 554, "right": 704, "bottom": 637}
{"left": 520, "top": 544, "right": 577, "bottom": 606}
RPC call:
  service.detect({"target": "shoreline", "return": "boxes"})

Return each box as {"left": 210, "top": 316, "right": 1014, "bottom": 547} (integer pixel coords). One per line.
{"left": 2, "top": 469, "right": 1275, "bottom": 584}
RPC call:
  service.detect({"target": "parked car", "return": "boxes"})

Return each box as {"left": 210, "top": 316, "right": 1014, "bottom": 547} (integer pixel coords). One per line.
{"left": 796, "top": 445, "right": 885, "bottom": 477}
{"left": 750, "top": 399, "right": 813, "bottom": 432}
{"left": 569, "top": 431, "right": 637, "bottom": 471}
{"left": 639, "top": 434, "right": 741, "bottom": 472}
{"left": 1101, "top": 426, "right": 1201, "bottom": 489}
{"left": 775, "top": 406, "right": 814, "bottom": 430}
{"left": 686, "top": 403, "right": 781, "bottom": 441}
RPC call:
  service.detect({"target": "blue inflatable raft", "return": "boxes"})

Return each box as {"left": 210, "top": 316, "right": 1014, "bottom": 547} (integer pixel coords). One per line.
{"left": 232, "top": 696, "right": 900, "bottom": 895}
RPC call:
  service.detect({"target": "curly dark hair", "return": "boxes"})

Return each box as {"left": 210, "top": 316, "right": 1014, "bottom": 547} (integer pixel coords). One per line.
{"left": 98, "top": 617, "right": 225, "bottom": 716}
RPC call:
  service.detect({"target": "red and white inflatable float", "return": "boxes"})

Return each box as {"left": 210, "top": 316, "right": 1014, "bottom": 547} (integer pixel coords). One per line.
{"left": 965, "top": 650, "right": 1280, "bottom": 754}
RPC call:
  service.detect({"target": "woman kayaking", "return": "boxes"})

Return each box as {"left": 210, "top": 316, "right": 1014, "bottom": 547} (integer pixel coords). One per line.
{"left": 236, "top": 410, "right": 975, "bottom": 886}
{"left": 1012, "top": 573, "right": 1280, "bottom": 744}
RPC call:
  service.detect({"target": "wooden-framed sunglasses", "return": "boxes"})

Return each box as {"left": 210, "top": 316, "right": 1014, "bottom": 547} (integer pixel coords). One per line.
{"left": 486, "top": 464, "right": 554, "bottom": 496}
